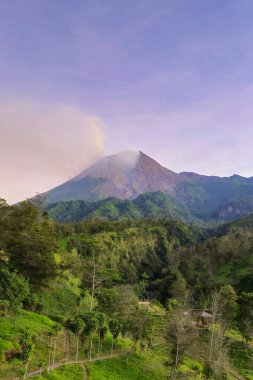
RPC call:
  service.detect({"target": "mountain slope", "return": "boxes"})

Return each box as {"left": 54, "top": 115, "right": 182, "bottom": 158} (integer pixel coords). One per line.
{"left": 44, "top": 150, "right": 253, "bottom": 222}
{"left": 45, "top": 151, "right": 183, "bottom": 203}
{"left": 46, "top": 191, "right": 194, "bottom": 223}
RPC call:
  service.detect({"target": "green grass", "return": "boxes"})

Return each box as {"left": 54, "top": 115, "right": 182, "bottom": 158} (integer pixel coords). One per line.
{"left": 39, "top": 275, "right": 91, "bottom": 321}
{"left": 178, "top": 357, "right": 204, "bottom": 379}
{"left": 33, "top": 364, "right": 84, "bottom": 380}
{"left": 58, "top": 238, "right": 68, "bottom": 252}
{"left": 88, "top": 347, "right": 168, "bottom": 380}
{"left": 0, "top": 310, "right": 55, "bottom": 379}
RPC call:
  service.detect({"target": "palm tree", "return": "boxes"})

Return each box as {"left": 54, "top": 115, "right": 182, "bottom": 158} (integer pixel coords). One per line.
{"left": 51, "top": 323, "right": 62, "bottom": 370}
{"left": 85, "top": 316, "right": 98, "bottom": 361}
{"left": 73, "top": 318, "right": 85, "bottom": 362}
{"left": 47, "top": 330, "right": 54, "bottom": 373}
{"left": 109, "top": 319, "right": 121, "bottom": 356}
{"left": 99, "top": 326, "right": 107, "bottom": 356}
{"left": 19, "top": 331, "right": 33, "bottom": 380}
{"left": 96, "top": 313, "right": 105, "bottom": 358}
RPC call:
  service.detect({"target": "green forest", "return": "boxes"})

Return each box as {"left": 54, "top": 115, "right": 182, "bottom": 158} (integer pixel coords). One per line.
{"left": 0, "top": 198, "right": 253, "bottom": 379}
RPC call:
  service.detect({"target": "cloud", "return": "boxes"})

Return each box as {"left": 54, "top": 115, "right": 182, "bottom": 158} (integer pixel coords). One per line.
{"left": 0, "top": 99, "right": 104, "bottom": 203}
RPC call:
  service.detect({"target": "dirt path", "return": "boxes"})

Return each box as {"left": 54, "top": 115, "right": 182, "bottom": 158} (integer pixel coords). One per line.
{"left": 81, "top": 363, "right": 89, "bottom": 380}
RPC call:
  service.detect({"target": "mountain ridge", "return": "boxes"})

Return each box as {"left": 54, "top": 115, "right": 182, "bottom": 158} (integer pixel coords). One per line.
{"left": 43, "top": 150, "right": 253, "bottom": 222}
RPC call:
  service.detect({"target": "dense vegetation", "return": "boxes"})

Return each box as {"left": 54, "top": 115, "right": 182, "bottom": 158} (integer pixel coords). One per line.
{"left": 0, "top": 198, "right": 253, "bottom": 379}
{"left": 46, "top": 183, "right": 253, "bottom": 224}
{"left": 45, "top": 192, "right": 194, "bottom": 223}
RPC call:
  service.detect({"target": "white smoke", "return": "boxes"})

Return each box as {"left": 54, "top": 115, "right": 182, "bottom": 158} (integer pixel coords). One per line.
{"left": 0, "top": 99, "right": 104, "bottom": 203}
{"left": 110, "top": 150, "right": 140, "bottom": 171}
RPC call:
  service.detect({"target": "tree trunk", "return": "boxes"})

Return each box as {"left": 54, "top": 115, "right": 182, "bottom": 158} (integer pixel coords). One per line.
{"left": 47, "top": 339, "right": 52, "bottom": 373}
{"left": 111, "top": 337, "right": 114, "bottom": 356}
{"left": 23, "top": 361, "right": 29, "bottom": 380}
{"left": 89, "top": 335, "right": 93, "bottom": 361}
{"left": 76, "top": 335, "right": 79, "bottom": 362}
{"left": 126, "top": 341, "right": 137, "bottom": 365}
{"left": 98, "top": 330, "right": 100, "bottom": 358}
{"left": 52, "top": 339, "right": 57, "bottom": 369}
{"left": 174, "top": 337, "right": 180, "bottom": 379}
{"left": 90, "top": 252, "right": 96, "bottom": 312}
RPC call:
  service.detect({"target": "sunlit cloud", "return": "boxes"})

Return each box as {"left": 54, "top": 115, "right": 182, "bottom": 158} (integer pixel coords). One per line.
{"left": 0, "top": 99, "right": 104, "bottom": 203}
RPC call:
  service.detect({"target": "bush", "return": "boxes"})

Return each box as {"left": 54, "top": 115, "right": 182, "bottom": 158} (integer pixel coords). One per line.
{"left": 23, "top": 294, "right": 43, "bottom": 312}
{"left": 0, "top": 350, "right": 5, "bottom": 364}
{"left": 0, "top": 300, "right": 10, "bottom": 316}
{"left": 0, "top": 268, "right": 30, "bottom": 311}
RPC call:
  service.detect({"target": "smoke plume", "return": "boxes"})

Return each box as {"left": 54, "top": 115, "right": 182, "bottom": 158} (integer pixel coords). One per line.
{"left": 0, "top": 99, "right": 104, "bottom": 203}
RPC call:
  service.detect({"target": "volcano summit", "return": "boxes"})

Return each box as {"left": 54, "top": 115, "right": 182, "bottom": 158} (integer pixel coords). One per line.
{"left": 44, "top": 151, "right": 253, "bottom": 222}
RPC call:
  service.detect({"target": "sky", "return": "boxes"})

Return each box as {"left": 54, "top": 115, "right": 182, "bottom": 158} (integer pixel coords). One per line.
{"left": 1, "top": 0, "right": 253, "bottom": 203}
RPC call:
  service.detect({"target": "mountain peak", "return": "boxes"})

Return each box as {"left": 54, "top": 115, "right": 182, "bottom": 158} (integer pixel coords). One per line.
{"left": 45, "top": 151, "right": 181, "bottom": 203}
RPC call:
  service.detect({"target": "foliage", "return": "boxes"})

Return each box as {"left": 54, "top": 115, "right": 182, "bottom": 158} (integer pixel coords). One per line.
{"left": 0, "top": 201, "right": 57, "bottom": 288}
{"left": 0, "top": 268, "right": 30, "bottom": 311}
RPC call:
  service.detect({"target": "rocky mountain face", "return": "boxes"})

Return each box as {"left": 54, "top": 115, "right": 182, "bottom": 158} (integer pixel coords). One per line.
{"left": 44, "top": 151, "right": 253, "bottom": 222}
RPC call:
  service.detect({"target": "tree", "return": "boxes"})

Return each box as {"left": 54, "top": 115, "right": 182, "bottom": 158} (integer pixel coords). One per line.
{"left": 47, "top": 330, "right": 54, "bottom": 373}
{"left": 219, "top": 285, "right": 237, "bottom": 326}
{"left": 76, "top": 292, "right": 85, "bottom": 315}
{"left": 0, "top": 268, "right": 30, "bottom": 311}
{"left": 51, "top": 323, "right": 62, "bottom": 370}
{"left": 169, "top": 270, "right": 188, "bottom": 306}
{"left": 167, "top": 308, "right": 198, "bottom": 379}
{"left": 97, "top": 285, "right": 138, "bottom": 321}
{"left": 73, "top": 318, "right": 85, "bottom": 362}
{"left": 0, "top": 201, "right": 57, "bottom": 288}
{"left": 109, "top": 319, "right": 121, "bottom": 356}
{"left": 99, "top": 326, "right": 107, "bottom": 356}
{"left": 80, "top": 240, "right": 120, "bottom": 312}
{"left": 96, "top": 313, "right": 105, "bottom": 358}
{"left": 206, "top": 290, "right": 231, "bottom": 379}
{"left": 125, "top": 309, "right": 156, "bottom": 364}
{"left": 19, "top": 331, "right": 33, "bottom": 380}
{"left": 83, "top": 315, "right": 98, "bottom": 361}
{"left": 237, "top": 292, "right": 253, "bottom": 341}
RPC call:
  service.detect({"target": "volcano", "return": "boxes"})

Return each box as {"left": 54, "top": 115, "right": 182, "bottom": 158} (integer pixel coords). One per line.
{"left": 44, "top": 150, "right": 253, "bottom": 222}
{"left": 44, "top": 151, "right": 185, "bottom": 203}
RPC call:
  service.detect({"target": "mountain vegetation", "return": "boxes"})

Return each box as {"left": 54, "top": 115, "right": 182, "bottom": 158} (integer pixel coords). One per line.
{"left": 44, "top": 152, "right": 253, "bottom": 223}
{"left": 45, "top": 192, "right": 194, "bottom": 223}
{"left": 0, "top": 198, "right": 253, "bottom": 379}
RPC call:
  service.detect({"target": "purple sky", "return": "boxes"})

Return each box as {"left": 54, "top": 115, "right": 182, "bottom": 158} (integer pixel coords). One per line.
{"left": 1, "top": 0, "right": 253, "bottom": 203}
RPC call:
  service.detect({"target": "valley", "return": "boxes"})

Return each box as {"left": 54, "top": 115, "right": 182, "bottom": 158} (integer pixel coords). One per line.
{"left": 0, "top": 199, "right": 253, "bottom": 379}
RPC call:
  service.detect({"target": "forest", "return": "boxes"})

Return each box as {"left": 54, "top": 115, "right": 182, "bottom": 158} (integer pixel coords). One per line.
{"left": 0, "top": 198, "right": 253, "bottom": 380}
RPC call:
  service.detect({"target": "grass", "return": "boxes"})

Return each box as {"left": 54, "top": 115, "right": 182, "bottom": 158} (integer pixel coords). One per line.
{"left": 0, "top": 310, "right": 55, "bottom": 380}
{"left": 88, "top": 347, "right": 168, "bottom": 380}
{"left": 32, "top": 364, "right": 84, "bottom": 380}
{"left": 178, "top": 357, "right": 204, "bottom": 379}
{"left": 39, "top": 275, "right": 91, "bottom": 322}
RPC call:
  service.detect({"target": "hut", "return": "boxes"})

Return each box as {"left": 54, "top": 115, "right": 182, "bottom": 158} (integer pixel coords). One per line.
{"left": 196, "top": 310, "right": 213, "bottom": 327}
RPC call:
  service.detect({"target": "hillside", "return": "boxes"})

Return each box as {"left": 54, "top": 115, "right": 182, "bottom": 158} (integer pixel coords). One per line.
{"left": 0, "top": 200, "right": 253, "bottom": 379}
{"left": 43, "top": 151, "right": 253, "bottom": 223}
{"left": 46, "top": 192, "right": 194, "bottom": 223}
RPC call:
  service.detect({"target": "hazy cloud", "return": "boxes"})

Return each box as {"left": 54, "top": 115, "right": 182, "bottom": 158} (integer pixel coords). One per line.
{"left": 0, "top": 99, "right": 104, "bottom": 203}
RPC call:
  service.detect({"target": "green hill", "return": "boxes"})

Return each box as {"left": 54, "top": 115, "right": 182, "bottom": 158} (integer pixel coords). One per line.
{"left": 46, "top": 192, "right": 196, "bottom": 223}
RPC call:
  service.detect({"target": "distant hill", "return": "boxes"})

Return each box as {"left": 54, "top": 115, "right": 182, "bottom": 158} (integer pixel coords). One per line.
{"left": 46, "top": 191, "right": 194, "bottom": 223}
{"left": 44, "top": 150, "right": 253, "bottom": 222}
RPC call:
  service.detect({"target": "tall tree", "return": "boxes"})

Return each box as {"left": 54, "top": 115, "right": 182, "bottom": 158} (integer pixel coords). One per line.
{"left": 19, "top": 331, "right": 33, "bottom": 380}
{"left": 51, "top": 323, "right": 62, "bottom": 370}
{"left": 167, "top": 308, "right": 198, "bottom": 379}
{"left": 73, "top": 318, "right": 85, "bottom": 362}
{"left": 0, "top": 201, "right": 57, "bottom": 288}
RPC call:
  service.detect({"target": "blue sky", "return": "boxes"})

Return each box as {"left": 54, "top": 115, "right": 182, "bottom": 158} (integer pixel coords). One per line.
{"left": 1, "top": 0, "right": 253, "bottom": 202}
